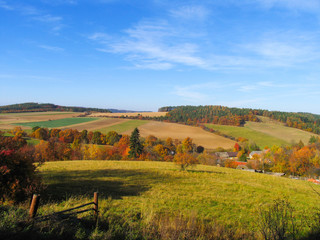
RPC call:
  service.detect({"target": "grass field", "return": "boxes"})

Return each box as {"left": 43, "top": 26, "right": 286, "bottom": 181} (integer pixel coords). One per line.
{"left": 35, "top": 161, "right": 320, "bottom": 237}
{"left": 97, "top": 119, "right": 149, "bottom": 134}
{"left": 206, "top": 124, "right": 288, "bottom": 148}
{"left": 14, "top": 117, "right": 99, "bottom": 128}
{"left": 246, "top": 116, "right": 318, "bottom": 144}
{"left": 206, "top": 117, "right": 319, "bottom": 148}
{"left": 2, "top": 160, "right": 320, "bottom": 239}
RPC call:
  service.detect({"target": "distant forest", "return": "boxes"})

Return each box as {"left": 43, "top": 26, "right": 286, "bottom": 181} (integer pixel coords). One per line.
{"left": 159, "top": 105, "right": 320, "bottom": 134}
{"left": 0, "top": 102, "right": 111, "bottom": 113}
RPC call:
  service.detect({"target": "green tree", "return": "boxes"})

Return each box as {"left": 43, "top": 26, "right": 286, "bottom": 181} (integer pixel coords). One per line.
{"left": 91, "top": 131, "right": 102, "bottom": 144}
{"left": 129, "top": 128, "right": 143, "bottom": 159}
{"left": 105, "top": 131, "right": 121, "bottom": 145}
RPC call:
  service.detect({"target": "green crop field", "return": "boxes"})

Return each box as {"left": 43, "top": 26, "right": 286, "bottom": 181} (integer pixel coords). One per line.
{"left": 206, "top": 124, "right": 288, "bottom": 148}
{"left": 97, "top": 119, "right": 149, "bottom": 134}
{"left": 14, "top": 117, "right": 99, "bottom": 128}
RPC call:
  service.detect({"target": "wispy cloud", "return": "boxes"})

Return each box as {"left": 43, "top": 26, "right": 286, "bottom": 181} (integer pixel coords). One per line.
{"left": 40, "top": 0, "right": 77, "bottom": 5}
{"left": 0, "top": 1, "right": 64, "bottom": 33}
{"left": 90, "top": 19, "right": 207, "bottom": 70}
{"left": 88, "top": 2, "right": 320, "bottom": 71}
{"left": 39, "top": 45, "right": 64, "bottom": 52}
{"left": 0, "top": 0, "right": 13, "bottom": 10}
{"left": 173, "top": 86, "right": 207, "bottom": 102}
{"left": 255, "top": 0, "right": 320, "bottom": 12}
{"left": 169, "top": 5, "right": 210, "bottom": 21}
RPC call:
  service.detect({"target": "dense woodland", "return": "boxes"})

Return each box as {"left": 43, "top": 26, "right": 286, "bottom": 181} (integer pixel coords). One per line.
{"left": 158, "top": 105, "right": 320, "bottom": 134}
{"left": 0, "top": 102, "right": 111, "bottom": 113}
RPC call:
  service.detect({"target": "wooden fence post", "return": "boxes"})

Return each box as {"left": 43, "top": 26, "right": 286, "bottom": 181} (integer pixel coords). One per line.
{"left": 94, "top": 192, "right": 99, "bottom": 223}
{"left": 29, "top": 194, "right": 40, "bottom": 218}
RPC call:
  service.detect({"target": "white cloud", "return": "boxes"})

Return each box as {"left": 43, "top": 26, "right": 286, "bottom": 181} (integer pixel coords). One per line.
{"left": 255, "top": 0, "right": 320, "bottom": 11}
{"left": 169, "top": 5, "right": 210, "bottom": 21}
{"left": 33, "top": 15, "right": 63, "bottom": 23}
{"left": 39, "top": 45, "right": 64, "bottom": 52}
{"left": 0, "top": 1, "right": 64, "bottom": 32}
{"left": 173, "top": 86, "right": 207, "bottom": 102}
{"left": 90, "top": 20, "right": 208, "bottom": 70}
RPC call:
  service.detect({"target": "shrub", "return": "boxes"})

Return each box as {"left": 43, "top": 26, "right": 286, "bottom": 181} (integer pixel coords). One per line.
{"left": 258, "top": 198, "right": 300, "bottom": 240}
{"left": 0, "top": 134, "right": 42, "bottom": 203}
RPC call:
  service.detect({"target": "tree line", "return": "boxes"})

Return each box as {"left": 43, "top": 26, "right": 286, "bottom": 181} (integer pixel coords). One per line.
{"left": 0, "top": 102, "right": 111, "bottom": 113}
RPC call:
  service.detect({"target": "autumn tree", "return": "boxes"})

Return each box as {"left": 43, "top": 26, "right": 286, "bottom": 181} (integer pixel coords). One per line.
{"left": 181, "top": 137, "right": 194, "bottom": 153}
{"left": 173, "top": 152, "right": 198, "bottom": 170}
{"left": 0, "top": 134, "right": 42, "bottom": 203}
{"left": 91, "top": 131, "right": 102, "bottom": 145}
{"left": 129, "top": 128, "right": 143, "bottom": 159}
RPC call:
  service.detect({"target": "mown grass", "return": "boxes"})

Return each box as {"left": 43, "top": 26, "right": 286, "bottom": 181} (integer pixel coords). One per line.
{"left": 14, "top": 117, "right": 99, "bottom": 128}
{"left": 206, "top": 124, "right": 289, "bottom": 148}
{"left": 98, "top": 120, "right": 149, "bottom": 134}
{"left": 2, "top": 160, "right": 320, "bottom": 239}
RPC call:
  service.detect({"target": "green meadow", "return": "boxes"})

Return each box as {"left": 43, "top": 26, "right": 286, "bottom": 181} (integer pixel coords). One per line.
{"left": 2, "top": 160, "right": 320, "bottom": 239}
{"left": 206, "top": 124, "right": 288, "bottom": 148}
{"left": 14, "top": 117, "right": 99, "bottom": 128}
{"left": 206, "top": 117, "right": 318, "bottom": 149}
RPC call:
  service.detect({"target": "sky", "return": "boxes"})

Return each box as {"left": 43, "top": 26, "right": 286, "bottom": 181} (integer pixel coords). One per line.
{"left": 1, "top": 0, "right": 320, "bottom": 113}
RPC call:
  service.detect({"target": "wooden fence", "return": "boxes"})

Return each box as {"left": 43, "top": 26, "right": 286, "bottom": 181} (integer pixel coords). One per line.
{"left": 28, "top": 192, "right": 99, "bottom": 223}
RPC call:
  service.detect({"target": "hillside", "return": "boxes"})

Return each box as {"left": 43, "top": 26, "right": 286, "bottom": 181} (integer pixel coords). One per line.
{"left": 160, "top": 105, "right": 320, "bottom": 134}
{"left": 206, "top": 116, "right": 318, "bottom": 148}
{"left": 30, "top": 161, "right": 320, "bottom": 239}
{"left": 0, "top": 102, "right": 112, "bottom": 113}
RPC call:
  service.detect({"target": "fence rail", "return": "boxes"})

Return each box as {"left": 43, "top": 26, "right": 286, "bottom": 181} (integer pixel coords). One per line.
{"left": 29, "top": 192, "right": 99, "bottom": 224}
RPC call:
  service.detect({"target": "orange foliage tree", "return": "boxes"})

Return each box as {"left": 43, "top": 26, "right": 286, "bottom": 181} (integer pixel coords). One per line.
{"left": 173, "top": 152, "right": 198, "bottom": 170}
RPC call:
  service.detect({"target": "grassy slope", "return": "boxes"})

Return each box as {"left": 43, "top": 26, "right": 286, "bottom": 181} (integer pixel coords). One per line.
{"left": 246, "top": 117, "right": 318, "bottom": 144}
{"left": 206, "top": 116, "right": 318, "bottom": 148}
{"left": 97, "top": 120, "right": 149, "bottom": 134}
{"left": 14, "top": 117, "right": 99, "bottom": 128}
{"left": 39, "top": 161, "right": 320, "bottom": 230}
{"left": 206, "top": 124, "right": 288, "bottom": 148}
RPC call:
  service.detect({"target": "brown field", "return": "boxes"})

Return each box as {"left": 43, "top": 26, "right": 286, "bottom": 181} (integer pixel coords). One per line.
{"left": 0, "top": 112, "right": 79, "bottom": 129}
{"left": 89, "top": 112, "right": 167, "bottom": 117}
{"left": 123, "top": 121, "right": 236, "bottom": 149}
{"left": 60, "top": 118, "right": 129, "bottom": 131}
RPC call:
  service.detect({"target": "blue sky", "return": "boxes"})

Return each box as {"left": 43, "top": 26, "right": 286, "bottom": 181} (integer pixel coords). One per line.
{"left": 1, "top": 0, "right": 320, "bottom": 113}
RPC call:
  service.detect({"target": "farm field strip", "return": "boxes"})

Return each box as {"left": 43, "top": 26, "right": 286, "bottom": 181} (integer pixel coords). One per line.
{"left": 97, "top": 119, "right": 149, "bottom": 134}
{"left": 0, "top": 112, "right": 79, "bottom": 125}
{"left": 206, "top": 124, "right": 288, "bottom": 148}
{"left": 126, "top": 121, "right": 236, "bottom": 149}
{"left": 60, "top": 118, "right": 129, "bottom": 131}
{"left": 245, "top": 121, "right": 318, "bottom": 144}
{"left": 13, "top": 117, "right": 99, "bottom": 128}
{"left": 0, "top": 111, "right": 74, "bottom": 116}
{"left": 39, "top": 160, "right": 320, "bottom": 230}
{"left": 90, "top": 111, "right": 167, "bottom": 117}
